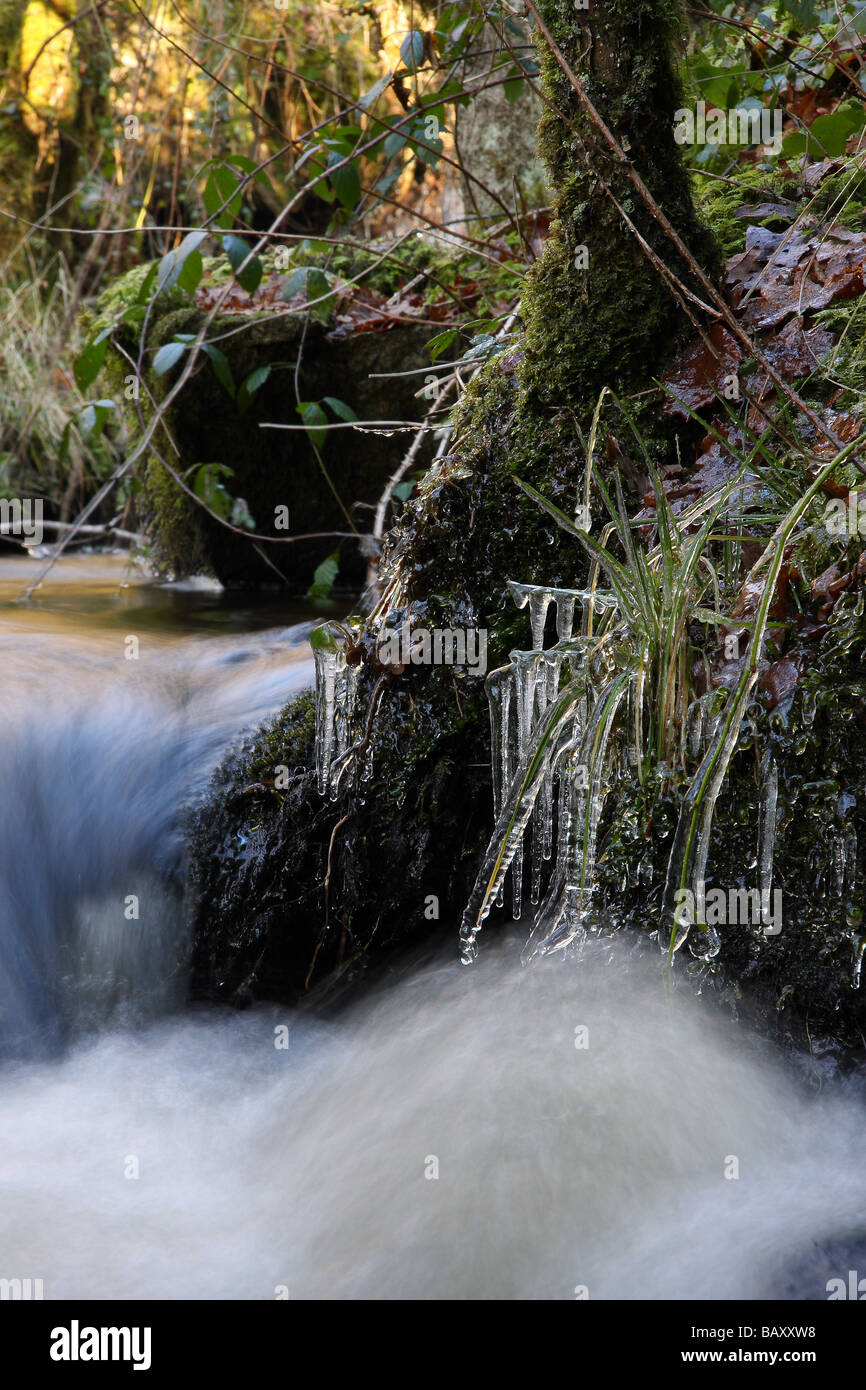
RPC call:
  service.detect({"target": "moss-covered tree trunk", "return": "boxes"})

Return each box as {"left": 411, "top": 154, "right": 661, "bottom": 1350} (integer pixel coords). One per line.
{"left": 522, "top": 0, "right": 718, "bottom": 405}
{"left": 188, "top": 0, "right": 717, "bottom": 1003}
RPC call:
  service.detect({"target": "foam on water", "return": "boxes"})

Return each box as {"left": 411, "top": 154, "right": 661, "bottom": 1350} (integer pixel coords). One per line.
{"left": 1, "top": 943, "right": 865, "bottom": 1300}
{"left": 1, "top": 559, "right": 864, "bottom": 1300}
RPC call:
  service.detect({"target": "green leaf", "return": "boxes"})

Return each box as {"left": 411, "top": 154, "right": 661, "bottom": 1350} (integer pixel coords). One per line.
{"left": 203, "top": 165, "right": 242, "bottom": 229}
{"left": 298, "top": 400, "right": 329, "bottom": 448}
{"left": 323, "top": 395, "right": 357, "bottom": 422}
{"left": 282, "top": 267, "right": 311, "bottom": 300}
{"left": 306, "top": 268, "right": 334, "bottom": 322}
{"left": 781, "top": 130, "right": 807, "bottom": 158}
{"left": 223, "top": 153, "right": 276, "bottom": 198}
{"left": 781, "top": 0, "right": 818, "bottom": 23}
{"left": 221, "top": 233, "right": 263, "bottom": 295}
{"left": 153, "top": 340, "right": 187, "bottom": 375}
{"left": 328, "top": 155, "right": 361, "bottom": 211}
{"left": 308, "top": 550, "right": 340, "bottom": 599}
{"left": 201, "top": 343, "right": 235, "bottom": 399}
{"left": 359, "top": 72, "right": 392, "bottom": 110}
{"left": 310, "top": 621, "right": 339, "bottom": 652}
{"left": 73, "top": 336, "right": 108, "bottom": 392}
{"left": 78, "top": 399, "right": 114, "bottom": 440}
{"left": 176, "top": 248, "right": 204, "bottom": 296}
{"left": 237, "top": 364, "right": 272, "bottom": 416}
{"left": 384, "top": 131, "right": 407, "bottom": 158}
{"left": 807, "top": 105, "right": 866, "bottom": 157}
{"left": 281, "top": 266, "right": 333, "bottom": 321}
{"left": 391, "top": 481, "right": 415, "bottom": 502}
{"left": 427, "top": 327, "right": 457, "bottom": 363}
{"left": 400, "top": 30, "right": 425, "bottom": 72}
{"left": 134, "top": 262, "right": 158, "bottom": 306}
{"left": 503, "top": 73, "right": 524, "bottom": 103}
{"left": 157, "top": 231, "right": 208, "bottom": 293}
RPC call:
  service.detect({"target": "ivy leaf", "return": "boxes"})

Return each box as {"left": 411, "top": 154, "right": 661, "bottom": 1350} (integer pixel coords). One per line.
{"left": 427, "top": 327, "right": 457, "bottom": 363}
{"left": 201, "top": 343, "right": 235, "bottom": 399}
{"left": 328, "top": 154, "right": 361, "bottom": 211}
{"left": 73, "top": 335, "right": 108, "bottom": 391}
{"left": 203, "top": 165, "right": 242, "bottom": 229}
{"left": 323, "top": 395, "right": 357, "bottom": 422}
{"left": 222, "top": 233, "right": 263, "bottom": 295}
{"left": 153, "top": 340, "right": 187, "bottom": 376}
{"left": 157, "top": 231, "right": 208, "bottom": 294}
{"left": 308, "top": 551, "right": 340, "bottom": 599}
{"left": 298, "top": 400, "right": 329, "bottom": 448}
{"left": 237, "top": 364, "right": 272, "bottom": 416}
{"left": 400, "top": 30, "right": 426, "bottom": 72}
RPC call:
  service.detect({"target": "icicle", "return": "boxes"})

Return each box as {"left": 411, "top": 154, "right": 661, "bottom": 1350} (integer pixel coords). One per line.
{"left": 510, "top": 652, "right": 544, "bottom": 919}
{"left": 756, "top": 750, "right": 778, "bottom": 935}
{"left": 507, "top": 581, "right": 615, "bottom": 637}
{"left": 486, "top": 667, "right": 510, "bottom": 823}
{"left": 852, "top": 935, "right": 865, "bottom": 990}
{"left": 529, "top": 592, "right": 552, "bottom": 650}
{"left": 541, "top": 688, "right": 557, "bottom": 864}
{"left": 555, "top": 595, "right": 575, "bottom": 642}
{"left": 313, "top": 647, "right": 339, "bottom": 796}
{"left": 563, "top": 675, "right": 630, "bottom": 927}
{"left": 628, "top": 652, "right": 648, "bottom": 781}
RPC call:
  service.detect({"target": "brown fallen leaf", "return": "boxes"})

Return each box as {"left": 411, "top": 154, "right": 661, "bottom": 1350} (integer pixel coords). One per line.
{"left": 661, "top": 323, "right": 742, "bottom": 418}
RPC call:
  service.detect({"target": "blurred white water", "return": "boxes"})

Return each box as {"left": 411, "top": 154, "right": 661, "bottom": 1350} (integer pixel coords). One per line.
{"left": 2, "top": 944, "right": 865, "bottom": 1300}
{"left": 0, "top": 556, "right": 316, "bottom": 1054}
{"left": 0, "top": 557, "right": 864, "bottom": 1301}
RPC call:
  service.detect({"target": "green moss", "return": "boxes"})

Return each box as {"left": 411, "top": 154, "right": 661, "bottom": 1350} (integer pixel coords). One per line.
{"left": 694, "top": 162, "right": 866, "bottom": 265}
{"left": 521, "top": 0, "right": 719, "bottom": 408}
{"left": 693, "top": 166, "right": 796, "bottom": 259}
{"left": 806, "top": 165, "right": 866, "bottom": 230}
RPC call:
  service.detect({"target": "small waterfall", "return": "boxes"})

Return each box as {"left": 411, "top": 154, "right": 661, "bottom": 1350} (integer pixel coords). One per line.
{"left": 0, "top": 621, "right": 314, "bottom": 1058}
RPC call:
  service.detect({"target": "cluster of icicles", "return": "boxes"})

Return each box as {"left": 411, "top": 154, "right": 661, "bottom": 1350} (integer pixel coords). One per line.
{"left": 458, "top": 580, "right": 625, "bottom": 965}
{"left": 311, "top": 581, "right": 858, "bottom": 983}
{"left": 457, "top": 582, "right": 789, "bottom": 971}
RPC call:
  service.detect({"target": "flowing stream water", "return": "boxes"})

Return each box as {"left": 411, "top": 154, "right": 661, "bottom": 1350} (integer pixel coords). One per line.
{"left": 1, "top": 554, "right": 865, "bottom": 1301}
